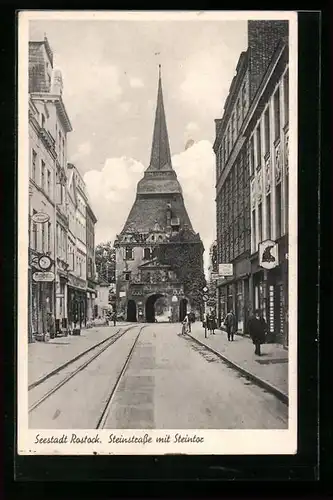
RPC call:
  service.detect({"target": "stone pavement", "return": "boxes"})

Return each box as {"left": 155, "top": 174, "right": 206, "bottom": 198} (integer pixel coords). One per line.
{"left": 28, "top": 323, "right": 131, "bottom": 386}
{"left": 188, "top": 322, "right": 288, "bottom": 400}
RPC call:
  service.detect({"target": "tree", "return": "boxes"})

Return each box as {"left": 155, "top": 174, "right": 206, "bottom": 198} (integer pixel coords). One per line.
{"left": 157, "top": 228, "right": 206, "bottom": 310}
{"left": 95, "top": 241, "right": 116, "bottom": 284}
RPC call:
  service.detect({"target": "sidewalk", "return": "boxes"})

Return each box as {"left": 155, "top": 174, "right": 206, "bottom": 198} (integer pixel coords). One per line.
{"left": 28, "top": 323, "right": 131, "bottom": 386}
{"left": 189, "top": 323, "right": 288, "bottom": 401}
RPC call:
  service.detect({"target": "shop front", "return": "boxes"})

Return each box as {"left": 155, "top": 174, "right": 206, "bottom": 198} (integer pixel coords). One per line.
{"left": 67, "top": 274, "right": 87, "bottom": 332}
{"left": 30, "top": 263, "right": 55, "bottom": 336}
{"left": 217, "top": 256, "right": 250, "bottom": 333}
{"left": 250, "top": 235, "right": 288, "bottom": 345}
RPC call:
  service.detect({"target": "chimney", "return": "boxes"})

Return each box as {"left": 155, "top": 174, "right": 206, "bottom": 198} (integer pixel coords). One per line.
{"left": 51, "top": 68, "right": 63, "bottom": 96}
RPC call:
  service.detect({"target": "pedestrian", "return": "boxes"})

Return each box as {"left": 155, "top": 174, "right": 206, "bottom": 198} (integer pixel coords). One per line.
{"left": 188, "top": 311, "right": 194, "bottom": 332}
{"left": 247, "top": 309, "right": 267, "bottom": 355}
{"left": 182, "top": 314, "right": 189, "bottom": 335}
{"left": 112, "top": 311, "right": 117, "bottom": 326}
{"left": 210, "top": 312, "right": 217, "bottom": 334}
{"left": 224, "top": 310, "right": 236, "bottom": 341}
{"left": 47, "top": 312, "right": 55, "bottom": 340}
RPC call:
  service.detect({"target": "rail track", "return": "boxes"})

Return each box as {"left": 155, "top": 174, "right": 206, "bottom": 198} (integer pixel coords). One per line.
{"left": 96, "top": 324, "right": 146, "bottom": 429}
{"left": 28, "top": 324, "right": 142, "bottom": 414}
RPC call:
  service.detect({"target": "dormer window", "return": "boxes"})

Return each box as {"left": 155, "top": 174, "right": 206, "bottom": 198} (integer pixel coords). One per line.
{"left": 125, "top": 272, "right": 131, "bottom": 281}
{"left": 151, "top": 235, "right": 155, "bottom": 241}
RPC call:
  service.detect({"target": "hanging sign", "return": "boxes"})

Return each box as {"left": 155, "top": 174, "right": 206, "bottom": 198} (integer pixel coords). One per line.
{"left": 33, "top": 271, "right": 55, "bottom": 282}
{"left": 218, "top": 264, "right": 233, "bottom": 276}
{"left": 31, "top": 212, "right": 50, "bottom": 224}
{"left": 259, "top": 239, "right": 279, "bottom": 269}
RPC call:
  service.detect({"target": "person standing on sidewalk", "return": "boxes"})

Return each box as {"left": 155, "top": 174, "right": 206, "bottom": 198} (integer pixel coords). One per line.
{"left": 247, "top": 309, "right": 267, "bottom": 355}
{"left": 224, "top": 310, "right": 236, "bottom": 341}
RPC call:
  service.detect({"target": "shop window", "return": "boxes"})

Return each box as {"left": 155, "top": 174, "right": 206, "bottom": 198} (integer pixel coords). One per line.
{"left": 125, "top": 247, "right": 133, "bottom": 260}
{"left": 274, "top": 87, "right": 281, "bottom": 141}
{"left": 268, "top": 285, "right": 275, "bottom": 333}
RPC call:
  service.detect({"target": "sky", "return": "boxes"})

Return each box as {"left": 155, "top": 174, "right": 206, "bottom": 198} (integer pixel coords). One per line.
{"left": 30, "top": 18, "right": 248, "bottom": 271}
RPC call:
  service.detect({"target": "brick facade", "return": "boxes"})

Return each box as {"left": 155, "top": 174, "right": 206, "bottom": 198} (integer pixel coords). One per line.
{"left": 248, "top": 21, "right": 289, "bottom": 101}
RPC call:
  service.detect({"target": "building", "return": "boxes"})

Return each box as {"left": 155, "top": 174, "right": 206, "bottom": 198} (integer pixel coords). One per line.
{"left": 94, "top": 278, "right": 111, "bottom": 319}
{"left": 28, "top": 36, "right": 72, "bottom": 340}
{"left": 114, "top": 68, "right": 204, "bottom": 323}
{"left": 86, "top": 201, "right": 98, "bottom": 321}
{"left": 66, "top": 163, "right": 89, "bottom": 330}
{"left": 214, "top": 21, "right": 289, "bottom": 344}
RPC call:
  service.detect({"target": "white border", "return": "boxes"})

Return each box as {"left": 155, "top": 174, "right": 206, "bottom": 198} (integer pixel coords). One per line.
{"left": 18, "top": 10, "right": 298, "bottom": 455}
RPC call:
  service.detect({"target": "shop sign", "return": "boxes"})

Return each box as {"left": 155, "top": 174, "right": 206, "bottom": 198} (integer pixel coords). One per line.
{"left": 68, "top": 274, "right": 86, "bottom": 289}
{"left": 218, "top": 264, "right": 233, "bottom": 276}
{"left": 119, "top": 291, "right": 126, "bottom": 297}
{"left": 31, "top": 212, "right": 50, "bottom": 224}
{"left": 210, "top": 273, "right": 220, "bottom": 281}
{"left": 33, "top": 271, "right": 55, "bottom": 282}
{"left": 259, "top": 239, "right": 279, "bottom": 269}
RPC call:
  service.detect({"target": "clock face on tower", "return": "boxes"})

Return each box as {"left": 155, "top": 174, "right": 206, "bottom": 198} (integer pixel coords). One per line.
{"left": 38, "top": 255, "right": 52, "bottom": 270}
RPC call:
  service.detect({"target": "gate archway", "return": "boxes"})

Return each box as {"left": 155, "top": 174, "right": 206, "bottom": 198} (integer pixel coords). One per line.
{"left": 145, "top": 294, "right": 164, "bottom": 323}
{"left": 179, "top": 298, "right": 188, "bottom": 322}
{"left": 127, "top": 299, "right": 137, "bottom": 322}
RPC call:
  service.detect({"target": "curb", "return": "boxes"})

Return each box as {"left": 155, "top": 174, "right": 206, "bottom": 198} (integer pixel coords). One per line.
{"left": 186, "top": 332, "right": 289, "bottom": 405}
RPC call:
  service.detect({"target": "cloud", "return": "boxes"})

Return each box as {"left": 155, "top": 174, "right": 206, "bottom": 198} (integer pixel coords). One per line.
{"left": 179, "top": 45, "right": 238, "bottom": 114}
{"left": 69, "top": 141, "right": 92, "bottom": 162}
{"left": 119, "top": 101, "right": 132, "bottom": 113}
{"left": 84, "top": 156, "right": 145, "bottom": 245}
{"left": 185, "top": 121, "right": 199, "bottom": 132}
{"left": 84, "top": 140, "right": 216, "bottom": 274}
{"left": 129, "top": 77, "right": 144, "bottom": 88}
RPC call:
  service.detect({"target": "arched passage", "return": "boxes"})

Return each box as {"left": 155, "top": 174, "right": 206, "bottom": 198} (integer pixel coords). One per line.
{"left": 145, "top": 294, "right": 164, "bottom": 323}
{"left": 179, "top": 298, "right": 188, "bottom": 323}
{"left": 127, "top": 299, "right": 137, "bottom": 322}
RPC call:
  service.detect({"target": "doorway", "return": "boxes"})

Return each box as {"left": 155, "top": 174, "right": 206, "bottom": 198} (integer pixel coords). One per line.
{"left": 179, "top": 298, "right": 188, "bottom": 322}
{"left": 145, "top": 294, "right": 163, "bottom": 323}
{"left": 127, "top": 299, "right": 137, "bottom": 322}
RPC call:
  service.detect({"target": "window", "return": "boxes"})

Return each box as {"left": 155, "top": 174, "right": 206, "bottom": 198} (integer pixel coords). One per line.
{"left": 41, "top": 223, "right": 45, "bottom": 252}
{"left": 274, "top": 87, "right": 281, "bottom": 140}
{"left": 231, "top": 113, "right": 235, "bottom": 144}
{"left": 226, "top": 127, "right": 230, "bottom": 159}
{"left": 47, "top": 222, "right": 51, "bottom": 253}
{"left": 125, "top": 247, "right": 133, "bottom": 260}
{"left": 249, "top": 136, "right": 255, "bottom": 176}
{"left": 236, "top": 99, "right": 241, "bottom": 131}
{"left": 284, "top": 71, "right": 289, "bottom": 125}
{"left": 256, "top": 125, "right": 261, "bottom": 169}
{"left": 285, "top": 174, "right": 289, "bottom": 233}
{"left": 252, "top": 210, "right": 256, "bottom": 252}
{"left": 276, "top": 183, "right": 282, "bottom": 238}
{"left": 41, "top": 160, "right": 46, "bottom": 190}
{"left": 258, "top": 203, "right": 263, "bottom": 243}
{"left": 143, "top": 248, "right": 151, "bottom": 260}
{"left": 41, "top": 114, "right": 45, "bottom": 129}
{"left": 242, "top": 82, "right": 247, "bottom": 117}
{"left": 266, "top": 194, "right": 271, "bottom": 239}
{"left": 32, "top": 149, "right": 37, "bottom": 181}
{"left": 223, "top": 137, "right": 226, "bottom": 165}
{"left": 32, "top": 209, "right": 37, "bottom": 250}
{"left": 125, "top": 272, "right": 130, "bottom": 281}
{"left": 264, "top": 107, "right": 270, "bottom": 155}
{"left": 47, "top": 170, "right": 51, "bottom": 195}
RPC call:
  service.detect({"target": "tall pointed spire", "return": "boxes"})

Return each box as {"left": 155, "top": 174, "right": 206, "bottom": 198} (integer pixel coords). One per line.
{"left": 147, "top": 65, "right": 172, "bottom": 171}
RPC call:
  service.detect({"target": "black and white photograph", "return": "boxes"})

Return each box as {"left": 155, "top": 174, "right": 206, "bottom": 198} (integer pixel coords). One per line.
{"left": 18, "top": 10, "right": 297, "bottom": 455}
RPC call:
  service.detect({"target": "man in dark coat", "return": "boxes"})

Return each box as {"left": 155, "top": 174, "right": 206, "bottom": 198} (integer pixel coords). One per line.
{"left": 247, "top": 309, "right": 267, "bottom": 355}
{"left": 224, "top": 310, "right": 236, "bottom": 341}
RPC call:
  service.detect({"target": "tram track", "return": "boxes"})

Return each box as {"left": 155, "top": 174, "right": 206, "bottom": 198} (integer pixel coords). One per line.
{"left": 96, "top": 324, "right": 146, "bottom": 429}
{"left": 28, "top": 324, "right": 140, "bottom": 414}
